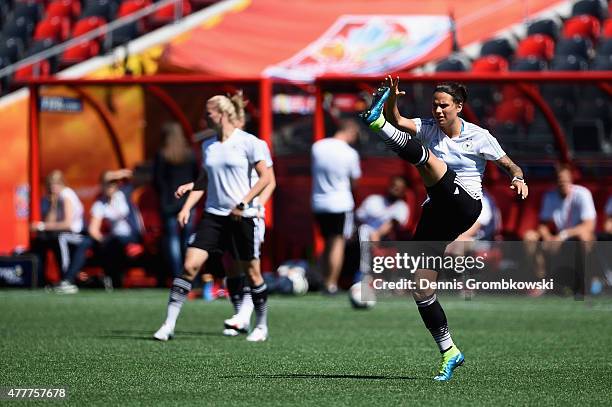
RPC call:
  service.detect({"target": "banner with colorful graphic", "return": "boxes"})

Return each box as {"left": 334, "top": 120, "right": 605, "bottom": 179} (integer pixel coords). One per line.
{"left": 264, "top": 15, "right": 451, "bottom": 81}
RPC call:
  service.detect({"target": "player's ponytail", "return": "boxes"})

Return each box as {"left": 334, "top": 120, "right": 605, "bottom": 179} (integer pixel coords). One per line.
{"left": 208, "top": 92, "right": 248, "bottom": 128}
{"left": 434, "top": 82, "right": 468, "bottom": 105}
{"left": 229, "top": 90, "right": 248, "bottom": 128}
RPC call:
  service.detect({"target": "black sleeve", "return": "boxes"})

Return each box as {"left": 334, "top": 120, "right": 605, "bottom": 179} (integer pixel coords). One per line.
{"left": 193, "top": 170, "right": 207, "bottom": 191}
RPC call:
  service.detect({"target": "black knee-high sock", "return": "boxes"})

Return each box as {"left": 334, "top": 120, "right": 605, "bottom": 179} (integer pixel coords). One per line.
{"left": 415, "top": 294, "right": 454, "bottom": 352}
{"left": 226, "top": 276, "right": 244, "bottom": 314}
{"left": 250, "top": 283, "right": 268, "bottom": 328}
{"left": 378, "top": 120, "right": 429, "bottom": 165}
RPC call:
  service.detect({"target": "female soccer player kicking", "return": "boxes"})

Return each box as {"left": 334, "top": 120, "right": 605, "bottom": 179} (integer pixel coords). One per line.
{"left": 154, "top": 92, "right": 272, "bottom": 342}
{"left": 361, "top": 77, "right": 528, "bottom": 381}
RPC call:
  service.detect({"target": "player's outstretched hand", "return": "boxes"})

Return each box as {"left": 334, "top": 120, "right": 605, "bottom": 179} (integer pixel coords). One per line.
{"left": 177, "top": 208, "right": 191, "bottom": 227}
{"left": 386, "top": 75, "right": 405, "bottom": 100}
{"left": 510, "top": 180, "right": 529, "bottom": 200}
{"left": 384, "top": 75, "right": 405, "bottom": 120}
{"left": 175, "top": 182, "right": 194, "bottom": 199}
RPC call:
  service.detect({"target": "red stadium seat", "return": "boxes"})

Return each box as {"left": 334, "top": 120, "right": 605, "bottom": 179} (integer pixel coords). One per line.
{"left": 117, "top": 0, "right": 151, "bottom": 17}
{"left": 60, "top": 40, "right": 100, "bottom": 66}
{"left": 33, "top": 17, "right": 71, "bottom": 42}
{"left": 45, "top": 0, "right": 81, "bottom": 20}
{"left": 493, "top": 98, "right": 535, "bottom": 127}
{"left": 516, "top": 34, "right": 555, "bottom": 61}
{"left": 148, "top": 0, "right": 192, "bottom": 29}
{"left": 72, "top": 16, "right": 107, "bottom": 37}
{"left": 116, "top": 0, "right": 151, "bottom": 32}
{"left": 471, "top": 55, "right": 509, "bottom": 72}
{"left": 14, "top": 60, "right": 51, "bottom": 80}
{"left": 562, "top": 15, "right": 601, "bottom": 45}
{"left": 603, "top": 19, "right": 612, "bottom": 38}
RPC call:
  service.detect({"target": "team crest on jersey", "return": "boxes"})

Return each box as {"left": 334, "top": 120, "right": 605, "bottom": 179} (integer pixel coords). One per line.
{"left": 462, "top": 140, "right": 474, "bottom": 151}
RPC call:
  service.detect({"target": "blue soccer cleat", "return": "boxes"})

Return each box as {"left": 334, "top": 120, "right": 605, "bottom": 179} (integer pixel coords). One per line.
{"left": 359, "top": 86, "right": 391, "bottom": 129}
{"left": 433, "top": 345, "right": 464, "bottom": 382}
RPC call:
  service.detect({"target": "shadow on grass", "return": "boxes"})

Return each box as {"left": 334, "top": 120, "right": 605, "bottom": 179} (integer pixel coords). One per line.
{"left": 220, "top": 373, "right": 419, "bottom": 381}
{"left": 98, "top": 330, "right": 224, "bottom": 340}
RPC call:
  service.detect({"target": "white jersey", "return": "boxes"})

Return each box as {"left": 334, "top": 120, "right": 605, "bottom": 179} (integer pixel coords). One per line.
{"left": 356, "top": 195, "right": 409, "bottom": 229}
{"left": 413, "top": 118, "right": 505, "bottom": 199}
{"left": 59, "top": 187, "right": 84, "bottom": 233}
{"left": 245, "top": 138, "right": 273, "bottom": 218}
{"left": 539, "top": 184, "right": 596, "bottom": 232}
{"left": 201, "top": 128, "right": 266, "bottom": 217}
{"left": 91, "top": 189, "right": 132, "bottom": 237}
{"left": 311, "top": 138, "right": 361, "bottom": 213}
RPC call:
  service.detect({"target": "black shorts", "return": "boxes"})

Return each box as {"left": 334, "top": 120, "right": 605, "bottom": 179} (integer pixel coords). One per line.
{"left": 315, "top": 211, "right": 354, "bottom": 239}
{"left": 189, "top": 212, "right": 257, "bottom": 261}
{"left": 413, "top": 169, "right": 482, "bottom": 253}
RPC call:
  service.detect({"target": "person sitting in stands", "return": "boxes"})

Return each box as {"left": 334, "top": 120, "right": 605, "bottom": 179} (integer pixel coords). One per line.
{"left": 64, "top": 169, "right": 141, "bottom": 290}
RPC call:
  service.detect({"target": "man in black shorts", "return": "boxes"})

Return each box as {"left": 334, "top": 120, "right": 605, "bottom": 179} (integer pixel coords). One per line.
{"left": 311, "top": 119, "right": 361, "bottom": 294}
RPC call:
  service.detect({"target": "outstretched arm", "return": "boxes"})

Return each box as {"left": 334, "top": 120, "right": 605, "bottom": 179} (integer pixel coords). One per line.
{"left": 177, "top": 171, "right": 206, "bottom": 227}
{"left": 495, "top": 155, "right": 528, "bottom": 199}
{"left": 383, "top": 75, "right": 417, "bottom": 136}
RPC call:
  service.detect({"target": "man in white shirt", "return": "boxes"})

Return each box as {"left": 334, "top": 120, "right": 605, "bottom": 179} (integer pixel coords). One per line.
{"left": 356, "top": 175, "right": 409, "bottom": 283}
{"left": 599, "top": 196, "right": 612, "bottom": 240}
{"left": 356, "top": 175, "right": 410, "bottom": 243}
{"left": 311, "top": 119, "right": 361, "bottom": 294}
{"left": 523, "top": 165, "right": 596, "bottom": 295}
{"left": 525, "top": 165, "right": 596, "bottom": 244}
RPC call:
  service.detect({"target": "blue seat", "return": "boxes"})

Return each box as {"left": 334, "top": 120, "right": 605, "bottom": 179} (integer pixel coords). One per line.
{"left": 480, "top": 38, "right": 515, "bottom": 59}
{"left": 81, "top": 0, "right": 117, "bottom": 21}
{"left": 550, "top": 54, "right": 588, "bottom": 70}
{"left": 27, "top": 38, "right": 58, "bottom": 73}
{"left": 435, "top": 54, "right": 470, "bottom": 72}
{"left": 591, "top": 54, "right": 612, "bottom": 70}
{"left": 510, "top": 57, "right": 546, "bottom": 71}
{"left": 13, "top": 2, "right": 43, "bottom": 24}
{"left": 569, "top": 119, "right": 606, "bottom": 154}
{"left": 0, "top": 36, "right": 24, "bottom": 63}
{"left": 555, "top": 37, "right": 592, "bottom": 60}
{"left": 527, "top": 18, "right": 560, "bottom": 40}
{"left": 108, "top": 23, "right": 139, "bottom": 48}
{"left": 596, "top": 38, "right": 612, "bottom": 57}
{"left": 2, "top": 17, "right": 34, "bottom": 47}
{"left": 571, "top": 0, "right": 607, "bottom": 21}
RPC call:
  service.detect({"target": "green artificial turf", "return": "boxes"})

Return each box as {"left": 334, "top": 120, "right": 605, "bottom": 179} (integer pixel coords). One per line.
{"left": 1, "top": 290, "right": 611, "bottom": 406}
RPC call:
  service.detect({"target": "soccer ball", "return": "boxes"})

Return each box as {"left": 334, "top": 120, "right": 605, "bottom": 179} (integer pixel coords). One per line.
{"left": 287, "top": 266, "right": 309, "bottom": 295}
{"left": 278, "top": 262, "right": 309, "bottom": 295}
{"left": 349, "top": 281, "right": 376, "bottom": 309}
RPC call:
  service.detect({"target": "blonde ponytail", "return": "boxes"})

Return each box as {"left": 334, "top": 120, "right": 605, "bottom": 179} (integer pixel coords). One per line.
{"left": 207, "top": 91, "right": 248, "bottom": 127}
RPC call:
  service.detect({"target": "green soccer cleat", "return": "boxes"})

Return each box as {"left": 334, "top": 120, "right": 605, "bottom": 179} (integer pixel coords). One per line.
{"left": 433, "top": 345, "right": 464, "bottom": 382}
{"left": 359, "top": 86, "right": 390, "bottom": 130}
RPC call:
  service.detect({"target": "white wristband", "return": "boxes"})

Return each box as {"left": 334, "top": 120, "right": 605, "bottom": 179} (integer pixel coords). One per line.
{"left": 512, "top": 176, "right": 525, "bottom": 184}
